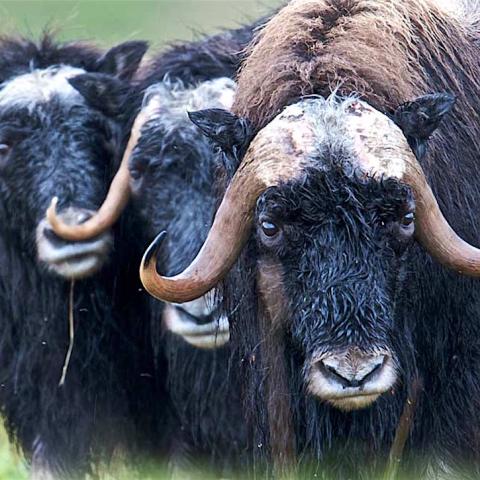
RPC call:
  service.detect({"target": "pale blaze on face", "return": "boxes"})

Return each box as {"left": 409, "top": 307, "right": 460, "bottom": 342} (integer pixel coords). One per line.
{"left": 254, "top": 97, "right": 418, "bottom": 410}
{"left": 0, "top": 66, "right": 115, "bottom": 279}
{"left": 0, "top": 66, "right": 86, "bottom": 111}
{"left": 163, "top": 290, "right": 230, "bottom": 349}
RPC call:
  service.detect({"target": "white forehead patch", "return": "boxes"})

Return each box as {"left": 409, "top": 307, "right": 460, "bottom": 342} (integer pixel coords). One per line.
{"left": 140, "top": 77, "right": 237, "bottom": 131}
{"left": 244, "top": 96, "right": 366, "bottom": 188}
{"left": 344, "top": 100, "right": 411, "bottom": 179}
{"left": 264, "top": 96, "right": 415, "bottom": 181}
{"left": 0, "top": 65, "right": 86, "bottom": 111}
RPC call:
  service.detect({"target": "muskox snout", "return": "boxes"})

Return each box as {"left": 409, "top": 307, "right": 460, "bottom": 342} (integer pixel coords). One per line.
{"left": 307, "top": 348, "right": 397, "bottom": 411}
{"left": 36, "top": 207, "right": 113, "bottom": 279}
{"left": 319, "top": 351, "right": 387, "bottom": 388}
{"left": 163, "top": 293, "right": 230, "bottom": 349}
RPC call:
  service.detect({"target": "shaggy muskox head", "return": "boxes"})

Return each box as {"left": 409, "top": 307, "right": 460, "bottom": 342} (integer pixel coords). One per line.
{"left": 128, "top": 78, "right": 235, "bottom": 349}
{"left": 45, "top": 72, "right": 235, "bottom": 347}
{"left": 0, "top": 37, "right": 147, "bottom": 279}
{"left": 139, "top": 92, "right": 472, "bottom": 411}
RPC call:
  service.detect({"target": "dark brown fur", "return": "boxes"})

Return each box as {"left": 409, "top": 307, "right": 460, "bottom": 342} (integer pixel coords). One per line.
{"left": 257, "top": 260, "right": 296, "bottom": 475}
{"left": 232, "top": 0, "right": 480, "bottom": 130}
{"left": 228, "top": 0, "right": 480, "bottom": 474}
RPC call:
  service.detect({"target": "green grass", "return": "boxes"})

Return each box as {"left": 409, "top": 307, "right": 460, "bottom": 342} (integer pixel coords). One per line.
{"left": 0, "top": 426, "right": 27, "bottom": 480}
{"left": 0, "top": 418, "right": 474, "bottom": 480}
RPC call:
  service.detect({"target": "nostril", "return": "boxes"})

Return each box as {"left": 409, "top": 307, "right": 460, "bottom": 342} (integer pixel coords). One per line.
{"left": 318, "top": 361, "right": 354, "bottom": 388}
{"left": 317, "top": 354, "right": 388, "bottom": 389}
{"left": 357, "top": 356, "right": 387, "bottom": 386}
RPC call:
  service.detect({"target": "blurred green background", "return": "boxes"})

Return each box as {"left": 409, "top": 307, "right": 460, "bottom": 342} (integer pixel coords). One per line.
{"left": 0, "top": 1, "right": 284, "bottom": 478}
{"left": 0, "top": 0, "right": 282, "bottom": 47}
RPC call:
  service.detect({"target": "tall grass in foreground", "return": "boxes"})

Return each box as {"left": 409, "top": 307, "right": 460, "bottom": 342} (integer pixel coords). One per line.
{"left": 0, "top": 428, "right": 474, "bottom": 480}
{"left": 0, "top": 425, "right": 27, "bottom": 480}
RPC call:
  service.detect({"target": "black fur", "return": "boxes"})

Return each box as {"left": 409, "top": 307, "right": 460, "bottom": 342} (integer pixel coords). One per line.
{"left": 0, "top": 34, "right": 162, "bottom": 477}
{"left": 195, "top": 88, "right": 480, "bottom": 477}
{"left": 393, "top": 92, "right": 456, "bottom": 159}
{"left": 95, "top": 40, "right": 148, "bottom": 81}
{"left": 122, "top": 16, "right": 273, "bottom": 136}
{"left": 0, "top": 35, "right": 147, "bottom": 85}
{"left": 189, "top": 108, "right": 253, "bottom": 167}
{"left": 130, "top": 94, "right": 247, "bottom": 472}
{"left": 141, "top": 21, "right": 266, "bottom": 87}
{"left": 125, "top": 19, "right": 273, "bottom": 470}
{"left": 68, "top": 73, "right": 129, "bottom": 118}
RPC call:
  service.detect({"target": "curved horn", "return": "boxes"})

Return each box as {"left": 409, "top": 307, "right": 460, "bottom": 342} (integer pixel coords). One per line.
{"left": 46, "top": 99, "right": 161, "bottom": 241}
{"left": 345, "top": 99, "right": 480, "bottom": 276}
{"left": 405, "top": 163, "right": 480, "bottom": 275}
{"left": 140, "top": 97, "right": 480, "bottom": 305}
{"left": 140, "top": 110, "right": 312, "bottom": 303}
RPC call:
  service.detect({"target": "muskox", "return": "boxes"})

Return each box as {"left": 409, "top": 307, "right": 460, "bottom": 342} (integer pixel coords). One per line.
{"left": 0, "top": 35, "right": 162, "bottom": 478}
{"left": 128, "top": 77, "right": 247, "bottom": 473}
{"left": 140, "top": 0, "right": 480, "bottom": 477}
{"left": 44, "top": 21, "right": 266, "bottom": 473}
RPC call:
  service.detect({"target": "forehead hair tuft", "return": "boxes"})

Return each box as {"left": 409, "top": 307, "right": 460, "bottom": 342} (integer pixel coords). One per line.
{"left": 0, "top": 65, "right": 86, "bottom": 111}
{"left": 141, "top": 77, "right": 236, "bottom": 134}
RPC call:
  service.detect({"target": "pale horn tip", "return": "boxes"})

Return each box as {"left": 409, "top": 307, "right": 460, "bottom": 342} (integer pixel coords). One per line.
{"left": 142, "top": 230, "right": 167, "bottom": 269}
{"left": 46, "top": 196, "right": 60, "bottom": 224}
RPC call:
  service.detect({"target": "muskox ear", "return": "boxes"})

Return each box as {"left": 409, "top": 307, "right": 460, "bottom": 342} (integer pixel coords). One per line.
{"left": 96, "top": 41, "right": 148, "bottom": 81}
{"left": 69, "top": 73, "right": 128, "bottom": 117}
{"left": 188, "top": 108, "right": 252, "bottom": 155}
{"left": 393, "top": 92, "right": 456, "bottom": 159}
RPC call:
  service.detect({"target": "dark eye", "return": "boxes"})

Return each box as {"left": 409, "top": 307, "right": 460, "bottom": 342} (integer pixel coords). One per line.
{"left": 130, "top": 166, "right": 144, "bottom": 181}
{"left": 401, "top": 212, "right": 415, "bottom": 226}
{"left": 261, "top": 221, "right": 279, "bottom": 237}
{"left": 129, "top": 152, "right": 151, "bottom": 181}
{"left": 0, "top": 143, "right": 11, "bottom": 167}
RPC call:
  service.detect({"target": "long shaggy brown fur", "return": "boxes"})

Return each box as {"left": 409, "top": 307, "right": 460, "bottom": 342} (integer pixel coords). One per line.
{"left": 233, "top": 0, "right": 480, "bottom": 130}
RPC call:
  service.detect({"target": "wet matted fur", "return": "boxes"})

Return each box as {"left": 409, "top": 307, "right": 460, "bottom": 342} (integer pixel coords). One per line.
{"left": 219, "top": 0, "right": 480, "bottom": 477}
{"left": 126, "top": 20, "right": 274, "bottom": 472}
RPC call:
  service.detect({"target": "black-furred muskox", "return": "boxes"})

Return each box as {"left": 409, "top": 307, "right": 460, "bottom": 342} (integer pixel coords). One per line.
{"left": 140, "top": 0, "right": 480, "bottom": 477}
{"left": 0, "top": 35, "right": 163, "bottom": 478}
{"left": 129, "top": 27, "right": 266, "bottom": 469}
{"left": 129, "top": 77, "right": 246, "bottom": 472}
{"left": 44, "top": 22, "right": 265, "bottom": 472}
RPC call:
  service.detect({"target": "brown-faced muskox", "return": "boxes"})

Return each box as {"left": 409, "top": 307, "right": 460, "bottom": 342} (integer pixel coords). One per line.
{"left": 0, "top": 34, "right": 165, "bottom": 478}
{"left": 139, "top": 0, "right": 480, "bottom": 477}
